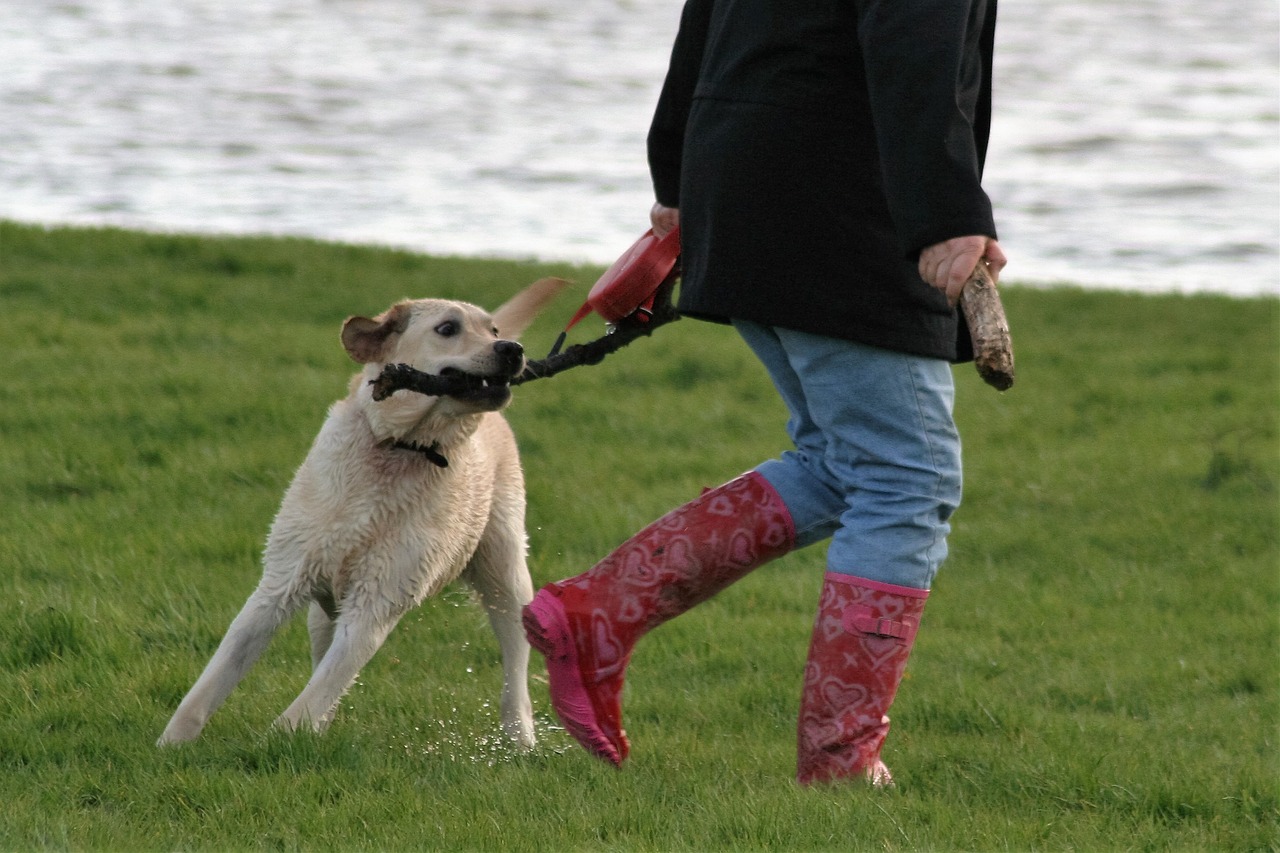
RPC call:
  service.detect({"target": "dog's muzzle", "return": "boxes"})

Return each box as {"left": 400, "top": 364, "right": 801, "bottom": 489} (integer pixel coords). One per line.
{"left": 435, "top": 340, "right": 524, "bottom": 407}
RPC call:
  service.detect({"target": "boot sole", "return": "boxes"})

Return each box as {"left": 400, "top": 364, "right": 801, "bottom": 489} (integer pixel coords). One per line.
{"left": 522, "top": 591, "right": 624, "bottom": 767}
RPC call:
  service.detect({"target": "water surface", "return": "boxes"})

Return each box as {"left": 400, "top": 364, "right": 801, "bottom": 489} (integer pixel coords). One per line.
{"left": 2, "top": 0, "right": 1276, "bottom": 295}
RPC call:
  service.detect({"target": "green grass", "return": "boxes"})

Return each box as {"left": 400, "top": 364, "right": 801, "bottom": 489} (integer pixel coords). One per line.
{"left": 0, "top": 219, "right": 1275, "bottom": 851}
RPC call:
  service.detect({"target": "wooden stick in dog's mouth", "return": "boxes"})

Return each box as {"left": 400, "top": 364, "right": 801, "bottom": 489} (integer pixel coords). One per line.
{"left": 371, "top": 365, "right": 514, "bottom": 403}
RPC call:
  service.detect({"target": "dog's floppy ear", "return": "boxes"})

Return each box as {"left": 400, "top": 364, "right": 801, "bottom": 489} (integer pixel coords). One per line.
{"left": 342, "top": 303, "right": 412, "bottom": 364}
{"left": 492, "top": 277, "right": 570, "bottom": 339}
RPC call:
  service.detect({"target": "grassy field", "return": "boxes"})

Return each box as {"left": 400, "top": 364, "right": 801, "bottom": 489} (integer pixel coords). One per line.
{"left": 0, "top": 220, "right": 1275, "bottom": 851}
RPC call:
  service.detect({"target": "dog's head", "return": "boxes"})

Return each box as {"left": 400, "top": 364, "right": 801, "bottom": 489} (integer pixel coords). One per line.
{"left": 341, "top": 277, "right": 567, "bottom": 416}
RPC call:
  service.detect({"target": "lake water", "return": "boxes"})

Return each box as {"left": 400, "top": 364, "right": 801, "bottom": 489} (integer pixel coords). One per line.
{"left": 2, "top": 0, "right": 1277, "bottom": 296}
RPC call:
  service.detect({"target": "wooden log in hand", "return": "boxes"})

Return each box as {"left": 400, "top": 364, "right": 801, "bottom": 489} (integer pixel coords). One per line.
{"left": 959, "top": 261, "right": 1015, "bottom": 391}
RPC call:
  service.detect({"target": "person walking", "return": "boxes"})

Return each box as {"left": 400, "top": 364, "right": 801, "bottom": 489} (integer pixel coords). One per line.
{"left": 524, "top": 0, "right": 1007, "bottom": 786}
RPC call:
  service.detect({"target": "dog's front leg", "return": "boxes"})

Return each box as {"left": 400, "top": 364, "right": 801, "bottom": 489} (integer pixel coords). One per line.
{"left": 274, "top": 611, "right": 399, "bottom": 734}
{"left": 468, "top": 540, "right": 537, "bottom": 751}
{"left": 157, "top": 588, "right": 302, "bottom": 746}
{"left": 485, "top": 601, "right": 536, "bottom": 752}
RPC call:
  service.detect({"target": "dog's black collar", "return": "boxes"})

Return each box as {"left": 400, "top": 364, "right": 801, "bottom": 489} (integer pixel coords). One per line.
{"left": 392, "top": 439, "right": 449, "bottom": 468}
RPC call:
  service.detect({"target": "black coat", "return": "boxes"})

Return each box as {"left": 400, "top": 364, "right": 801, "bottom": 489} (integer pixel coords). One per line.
{"left": 647, "top": 0, "right": 998, "bottom": 361}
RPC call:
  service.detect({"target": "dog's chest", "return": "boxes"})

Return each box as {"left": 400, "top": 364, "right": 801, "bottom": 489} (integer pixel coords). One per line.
{"left": 269, "top": 430, "right": 496, "bottom": 612}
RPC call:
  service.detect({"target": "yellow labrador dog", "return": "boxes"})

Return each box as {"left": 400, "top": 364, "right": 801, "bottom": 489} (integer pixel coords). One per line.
{"left": 157, "top": 278, "right": 567, "bottom": 748}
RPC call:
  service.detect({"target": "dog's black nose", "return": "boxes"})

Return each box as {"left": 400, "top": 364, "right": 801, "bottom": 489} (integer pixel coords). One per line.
{"left": 493, "top": 340, "right": 524, "bottom": 372}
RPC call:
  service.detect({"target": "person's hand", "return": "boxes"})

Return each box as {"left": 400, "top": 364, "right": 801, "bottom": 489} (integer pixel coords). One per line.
{"left": 918, "top": 236, "right": 1007, "bottom": 306}
{"left": 650, "top": 202, "right": 680, "bottom": 239}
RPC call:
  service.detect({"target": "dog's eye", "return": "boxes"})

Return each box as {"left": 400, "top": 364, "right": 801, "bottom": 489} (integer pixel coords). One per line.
{"left": 491, "top": 326, "right": 500, "bottom": 337}
{"left": 434, "top": 321, "right": 459, "bottom": 337}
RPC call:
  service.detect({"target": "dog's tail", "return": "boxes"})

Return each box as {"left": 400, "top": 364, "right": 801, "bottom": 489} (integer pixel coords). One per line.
{"left": 493, "top": 277, "right": 571, "bottom": 340}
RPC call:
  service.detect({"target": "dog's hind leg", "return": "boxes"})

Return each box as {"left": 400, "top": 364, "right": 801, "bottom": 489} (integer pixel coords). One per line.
{"left": 274, "top": 610, "right": 399, "bottom": 734}
{"left": 157, "top": 585, "right": 306, "bottom": 746}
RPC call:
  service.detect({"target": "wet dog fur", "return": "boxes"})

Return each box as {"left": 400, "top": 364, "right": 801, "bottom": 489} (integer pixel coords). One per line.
{"left": 157, "top": 277, "right": 567, "bottom": 748}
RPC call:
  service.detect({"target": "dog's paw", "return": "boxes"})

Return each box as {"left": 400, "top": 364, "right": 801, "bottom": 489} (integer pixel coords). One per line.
{"left": 507, "top": 721, "right": 537, "bottom": 753}
{"left": 156, "top": 722, "right": 199, "bottom": 747}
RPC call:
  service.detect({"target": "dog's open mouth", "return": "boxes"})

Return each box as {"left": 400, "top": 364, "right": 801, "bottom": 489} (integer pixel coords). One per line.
{"left": 438, "top": 367, "right": 514, "bottom": 404}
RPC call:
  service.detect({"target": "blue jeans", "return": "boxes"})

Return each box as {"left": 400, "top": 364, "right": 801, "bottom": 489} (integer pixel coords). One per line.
{"left": 734, "top": 321, "right": 962, "bottom": 590}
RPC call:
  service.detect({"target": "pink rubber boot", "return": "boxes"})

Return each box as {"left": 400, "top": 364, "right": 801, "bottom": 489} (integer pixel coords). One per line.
{"left": 796, "top": 573, "right": 929, "bottom": 787}
{"left": 522, "top": 471, "right": 795, "bottom": 766}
